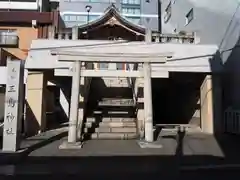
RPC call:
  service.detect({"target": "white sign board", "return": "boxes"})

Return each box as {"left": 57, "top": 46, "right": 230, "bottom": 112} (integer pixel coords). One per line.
{"left": 2, "top": 60, "right": 24, "bottom": 152}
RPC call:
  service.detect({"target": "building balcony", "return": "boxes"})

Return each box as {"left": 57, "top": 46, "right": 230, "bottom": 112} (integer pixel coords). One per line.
{"left": 0, "top": 34, "right": 19, "bottom": 47}
{"left": 152, "top": 32, "right": 195, "bottom": 44}
{"left": 0, "top": 1, "right": 38, "bottom": 10}
{"left": 0, "top": 11, "right": 60, "bottom": 26}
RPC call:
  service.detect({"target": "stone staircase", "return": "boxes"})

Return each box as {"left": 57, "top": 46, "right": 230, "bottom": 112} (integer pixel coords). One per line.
{"left": 84, "top": 77, "right": 138, "bottom": 140}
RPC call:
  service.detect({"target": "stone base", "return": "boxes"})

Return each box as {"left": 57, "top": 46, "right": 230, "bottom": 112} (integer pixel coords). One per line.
{"left": 137, "top": 140, "right": 163, "bottom": 149}
{"left": 59, "top": 141, "right": 83, "bottom": 150}
{"left": 0, "top": 148, "right": 27, "bottom": 154}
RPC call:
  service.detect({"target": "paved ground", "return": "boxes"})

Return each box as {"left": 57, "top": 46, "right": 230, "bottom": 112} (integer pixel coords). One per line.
{"left": 0, "top": 127, "right": 240, "bottom": 178}
{"left": 0, "top": 169, "right": 239, "bottom": 180}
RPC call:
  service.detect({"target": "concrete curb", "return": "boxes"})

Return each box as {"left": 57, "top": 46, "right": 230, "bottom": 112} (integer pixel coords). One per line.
{"left": 1, "top": 163, "right": 240, "bottom": 176}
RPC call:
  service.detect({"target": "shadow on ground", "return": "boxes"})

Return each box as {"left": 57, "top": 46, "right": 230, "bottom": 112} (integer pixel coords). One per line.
{"left": 0, "top": 129, "right": 240, "bottom": 179}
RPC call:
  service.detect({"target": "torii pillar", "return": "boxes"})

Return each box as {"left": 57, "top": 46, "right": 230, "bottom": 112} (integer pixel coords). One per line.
{"left": 144, "top": 29, "right": 154, "bottom": 142}
{"left": 59, "top": 60, "right": 83, "bottom": 149}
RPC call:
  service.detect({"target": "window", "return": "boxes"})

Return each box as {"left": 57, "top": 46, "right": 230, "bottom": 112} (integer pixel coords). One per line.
{"left": 98, "top": 63, "right": 108, "bottom": 69}
{"left": 121, "top": 7, "right": 140, "bottom": 14}
{"left": 76, "top": 15, "right": 86, "bottom": 22}
{"left": 121, "top": 0, "right": 140, "bottom": 5}
{"left": 185, "top": 8, "right": 193, "bottom": 25}
{"left": 0, "top": 29, "right": 17, "bottom": 35}
{"left": 63, "top": 14, "right": 99, "bottom": 24}
{"left": 63, "top": 15, "right": 77, "bottom": 22}
{"left": 69, "top": 15, "right": 77, "bottom": 22}
{"left": 0, "top": 29, "right": 18, "bottom": 46}
{"left": 164, "top": 2, "right": 171, "bottom": 23}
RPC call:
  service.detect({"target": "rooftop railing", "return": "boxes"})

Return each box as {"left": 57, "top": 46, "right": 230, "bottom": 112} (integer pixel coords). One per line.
{"left": 152, "top": 32, "right": 195, "bottom": 44}
{"left": 54, "top": 31, "right": 196, "bottom": 44}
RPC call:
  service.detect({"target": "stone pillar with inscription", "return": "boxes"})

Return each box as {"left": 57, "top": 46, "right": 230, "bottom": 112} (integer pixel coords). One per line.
{"left": 2, "top": 59, "right": 24, "bottom": 152}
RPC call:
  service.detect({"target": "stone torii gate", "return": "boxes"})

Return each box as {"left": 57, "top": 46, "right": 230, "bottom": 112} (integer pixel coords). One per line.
{"left": 51, "top": 47, "right": 173, "bottom": 148}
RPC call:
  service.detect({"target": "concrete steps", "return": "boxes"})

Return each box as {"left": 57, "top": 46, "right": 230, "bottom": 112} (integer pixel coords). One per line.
{"left": 84, "top": 127, "right": 137, "bottom": 133}
{"left": 90, "top": 132, "right": 138, "bottom": 140}
{"left": 86, "top": 117, "right": 135, "bottom": 123}
{"left": 102, "top": 78, "right": 129, "bottom": 87}
{"left": 84, "top": 117, "right": 137, "bottom": 140}
{"left": 84, "top": 77, "right": 137, "bottom": 140}
{"left": 98, "top": 98, "right": 135, "bottom": 107}
{"left": 85, "top": 121, "right": 136, "bottom": 128}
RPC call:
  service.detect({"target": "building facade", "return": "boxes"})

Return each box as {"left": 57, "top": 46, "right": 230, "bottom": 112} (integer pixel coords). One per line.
{"left": 59, "top": 0, "right": 160, "bottom": 31}
{"left": 0, "top": 1, "right": 223, "bottom": 151}
{"left": 0, "top": 0, "right": 60, "bottom": 60}
{"left": 161, "top": 0, "right": 240, "bottom": 133}
{"left": 0, "top": 11, "right": 59, "bottom": 60}
{"left": 0, "top": 0, "right": 59, "bottom": 12}
{"left": 161, "top": 0, "right": 239, "bottom": 45}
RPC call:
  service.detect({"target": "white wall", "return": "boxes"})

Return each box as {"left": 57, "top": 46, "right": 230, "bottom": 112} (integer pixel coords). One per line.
{"left": 0, "top": 67, "right": 7, "bottom": 85}
{"left": 25, "top": 39, "right": 219, "bottom": 73}
{"left": 0, "top": 1, "right": 38, "bottom": 10}
{"left": 0, "top": 67, "right": 27, "bottom": 85}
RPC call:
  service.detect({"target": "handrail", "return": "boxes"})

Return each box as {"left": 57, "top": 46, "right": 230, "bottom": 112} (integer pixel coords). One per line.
{"left": 0, "top": 122, "right": 4, "bottom": 128}
{"left": 77, "top": 62, "right": 92, "bottom": 140}
{"left": 126, "top": 63, "right": 138, "bottom": 105}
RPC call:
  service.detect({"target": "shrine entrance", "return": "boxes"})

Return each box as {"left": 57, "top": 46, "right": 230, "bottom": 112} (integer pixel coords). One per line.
{"left": 72, "top": 4, "right": 145, "bottom": 71}
{"left": 79, "top": 24, "right": 144, "bottom": 42}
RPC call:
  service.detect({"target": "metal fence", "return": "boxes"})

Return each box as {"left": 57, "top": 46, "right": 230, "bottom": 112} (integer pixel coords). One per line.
{"left": 223, "top": 107, "right": 240, "bottom": 134}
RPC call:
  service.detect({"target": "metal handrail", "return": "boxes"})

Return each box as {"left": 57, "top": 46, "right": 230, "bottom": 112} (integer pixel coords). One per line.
{"left": 126, "top": 63, "right": 138, "bottom": 105}
{"left": 152, "top": 33, "right": 195, "bottom": 44}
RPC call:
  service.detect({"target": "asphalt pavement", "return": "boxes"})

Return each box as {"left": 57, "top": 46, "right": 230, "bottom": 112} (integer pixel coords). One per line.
{"left": 1, "top": 126, "right": 240, "bottom": 178}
